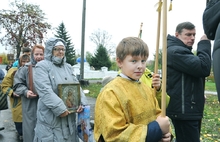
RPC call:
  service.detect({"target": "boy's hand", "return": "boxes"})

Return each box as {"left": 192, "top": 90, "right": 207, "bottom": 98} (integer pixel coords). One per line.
{"left": 156, "top": 115, "right": 170, "bottom": 134}
{"left": 159, "top": 132, "right": 171, "bottom": 142}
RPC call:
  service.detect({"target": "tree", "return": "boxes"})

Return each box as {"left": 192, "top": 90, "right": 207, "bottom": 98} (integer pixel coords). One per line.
{"left": 147, "top": 49, "right": 162, "bottom": 71}
{"left": 54, "top": 22, "right": 76, "bottom": 65}
{"left": 0, "top": 53, "right": 9, "bottom": 64}
{"left": 90, "top": 45, "right": 111, "bottom": 70}
{"left": 0, "top": 0, "right": 51, "bottom": 59}
{"left": 86, "top": 51, "right": 93, "bottom": 65}
{"left": 89, "top": 29, "right": 115, "bottom": 56}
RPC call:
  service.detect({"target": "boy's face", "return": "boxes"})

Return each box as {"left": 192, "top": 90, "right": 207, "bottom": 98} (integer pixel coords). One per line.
{"left": 117, "top": 55, "right": 147, "bottom": 80}
{"left": 21, "top": 59, "right": 30, "bottom": 67}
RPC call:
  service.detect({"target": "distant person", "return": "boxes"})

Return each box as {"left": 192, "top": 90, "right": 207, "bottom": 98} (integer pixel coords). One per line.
{"left": 94, "top": 37, "right": 171, "bottom": 142}
{"left": 13, "top": 45, "right": 44, "bottom": 142}
{"left": 1, "top": 54, "right": 30, "bottom": 141}
{"left": 140, "top": 68, "right": 170, "bottom": 108}
{"left": 100, "top": 76, "right": 114, "bottom": 92}
{"left": 5, "top": 61, "right": 13, "bottom": 72}
{"left": 0, "top": 68, "right": 4, "bottom": 84}
{"left": 0, "top": 68, "right": 5, "bottom": 131}
{"left": 12, "top": 47, "right": 31, "bottom": 67}
{"left": 166, "top": 21, "right": 211, "bottom": 142}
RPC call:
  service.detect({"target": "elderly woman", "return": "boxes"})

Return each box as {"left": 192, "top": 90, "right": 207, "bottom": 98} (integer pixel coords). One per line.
{"left": 33, "top": 37, "right": 87, "bottom": 142}
{"left": 13, "top": 45, "right": 45, "bottom": 142}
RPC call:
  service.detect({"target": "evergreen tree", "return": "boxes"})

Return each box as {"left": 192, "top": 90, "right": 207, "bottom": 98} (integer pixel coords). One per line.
{"left": 54, "top": 22, "right": 76, "bottom": 65}
{"left": 90, "top": 45, "right": 111, "bottom": 70}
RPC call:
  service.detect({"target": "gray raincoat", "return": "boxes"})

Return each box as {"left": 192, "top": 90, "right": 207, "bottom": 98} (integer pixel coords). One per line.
{"left": 33, "top": 37, "right": 87, "bottom": 142}
{"left": 13, "top": 48, "right": 40, "bottom": 142}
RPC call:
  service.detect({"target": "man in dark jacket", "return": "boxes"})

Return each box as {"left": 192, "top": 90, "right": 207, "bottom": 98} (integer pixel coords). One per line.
{"left": 166, "top": 22, "right": 211, "bottom": 142}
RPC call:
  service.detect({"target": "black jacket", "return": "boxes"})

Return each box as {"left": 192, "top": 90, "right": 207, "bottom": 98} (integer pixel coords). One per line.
{"left": 166, "top": 35, "right": 211, "bottom": 120}
{"left": 203, "top": 0, "right": 220, "bottom": 40}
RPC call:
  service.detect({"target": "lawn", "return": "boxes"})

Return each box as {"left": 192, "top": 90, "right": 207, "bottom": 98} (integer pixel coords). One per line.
{"left": 83, "top": 81, "right": 220, "bottom": 141}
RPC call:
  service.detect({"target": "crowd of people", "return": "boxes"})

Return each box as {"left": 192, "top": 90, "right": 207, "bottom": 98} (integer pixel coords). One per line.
{"left": 0, "top": 20, "right": 216, "bottom": 142}
{"left": 0, "top": 38, "right": 87, "bottom": 142}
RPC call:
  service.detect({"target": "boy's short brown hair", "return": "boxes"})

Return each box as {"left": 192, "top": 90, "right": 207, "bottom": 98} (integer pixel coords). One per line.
{"left": 19, "top": 54, "right": 30, "bottom": 67}
{"left": 116, "top": 37, "right": 149, "bottom": 61}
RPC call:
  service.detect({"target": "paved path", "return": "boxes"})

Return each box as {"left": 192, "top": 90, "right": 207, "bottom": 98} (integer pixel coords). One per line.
{"left": 0, "top": 96, "right": 96, "bottom": 142}
{"left": 205, "top": 90, "right": 217, "bottom": 95}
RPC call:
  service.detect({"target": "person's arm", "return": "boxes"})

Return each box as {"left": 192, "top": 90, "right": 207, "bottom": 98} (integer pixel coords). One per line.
{"left": 168, "top": 39, "right": 211, "bottom": 77}
{"left": 146, "top": 121, "right": 162, "bottom": 142}
{"left": 13, "top": 66, "right": 29, "bottom": 97}
{"left": 1, "top": 69, "right": 14, "bottom": 97}
{"left": 34, "top": 61, "right": 66, "bottom": 117}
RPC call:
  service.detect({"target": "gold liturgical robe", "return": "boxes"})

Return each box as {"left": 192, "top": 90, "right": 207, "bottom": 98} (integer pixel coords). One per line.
{"left": 94, "top": 77, "right": 161, "bottom": 142}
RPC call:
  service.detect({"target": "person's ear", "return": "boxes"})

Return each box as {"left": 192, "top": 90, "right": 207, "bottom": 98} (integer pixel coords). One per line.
{"left": 175, "top": 32, "right": 179, "bottom": 37}
{"left": 116, "top": 57, "right": 122, "bottom": 68}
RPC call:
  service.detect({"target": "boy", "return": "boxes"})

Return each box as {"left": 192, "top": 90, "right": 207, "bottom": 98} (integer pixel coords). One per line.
{"left": 94, "top": 37, "right": 171, "bottom": 142}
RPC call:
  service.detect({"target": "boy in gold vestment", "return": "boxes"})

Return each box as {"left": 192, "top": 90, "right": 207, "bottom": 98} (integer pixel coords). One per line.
{"left": 94, "top": 37, "right": 172, "bottom": 142}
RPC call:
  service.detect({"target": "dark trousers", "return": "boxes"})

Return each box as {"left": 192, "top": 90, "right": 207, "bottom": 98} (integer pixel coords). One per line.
{"left": 14, "top": 122, "right": 22, "bottom": 136}
{"left": 171, "top": 119, "right": 201, "bottom": 142}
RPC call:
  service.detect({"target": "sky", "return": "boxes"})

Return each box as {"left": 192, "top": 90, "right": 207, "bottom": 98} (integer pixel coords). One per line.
{"left": 0, "top": 0, "right": 208, "bottom": 60}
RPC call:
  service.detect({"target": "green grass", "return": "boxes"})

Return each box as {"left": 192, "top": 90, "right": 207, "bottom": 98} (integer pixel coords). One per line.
{"left": 201, "top": 94, "right": 220, "bottom": 142}
{"left": 83, "top": 81, "right": 220, "bottom": 141}
{"left": 82, "top": 83, "right": 102, "bottom": 98}
{"left": 205, "top": 81, "right": 217, "bottom": 92}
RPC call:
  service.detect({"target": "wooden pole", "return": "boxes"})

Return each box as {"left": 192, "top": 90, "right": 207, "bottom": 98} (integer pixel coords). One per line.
{"left": 28, "top": 65, "right": 33, "bottom": 91}
{"left": 138, "top": 22, "right": 143, "bottom": 38}
{"left": 154, "top": 0, "right": 162, "bottom": 96}
{"left": 161, "top": 0, "right": 167, "bottom": 117}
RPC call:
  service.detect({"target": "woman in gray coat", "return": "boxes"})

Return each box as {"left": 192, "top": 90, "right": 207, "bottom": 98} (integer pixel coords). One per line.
{"left": 33, "top": 37, "right": 86, "bottom": 142}
{"left": 13, "top": 45, "right": 45, "bottom": 142}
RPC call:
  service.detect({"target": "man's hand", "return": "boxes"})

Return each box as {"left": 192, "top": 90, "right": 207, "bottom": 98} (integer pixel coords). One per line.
{"left": 200, "top": 34, "right": 209, "bottom": 40}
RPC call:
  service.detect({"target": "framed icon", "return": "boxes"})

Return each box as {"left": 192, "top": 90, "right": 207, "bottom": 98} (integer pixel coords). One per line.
{"left": 58, "top": 83, "right": 81, "bottom": 113}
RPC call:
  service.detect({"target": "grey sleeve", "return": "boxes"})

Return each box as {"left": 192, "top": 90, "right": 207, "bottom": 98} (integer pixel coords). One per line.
{"left": 13, "top": 66, "right": 29, "bottom": 97}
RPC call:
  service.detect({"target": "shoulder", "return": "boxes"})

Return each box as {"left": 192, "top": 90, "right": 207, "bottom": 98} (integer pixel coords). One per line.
{"left": 36, "top": 60, "right": 51, "bottom": 68}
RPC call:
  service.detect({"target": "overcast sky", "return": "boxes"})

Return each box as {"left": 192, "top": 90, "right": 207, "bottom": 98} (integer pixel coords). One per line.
{"left": 0, "top": 0, "right": 208, "bottom": 60}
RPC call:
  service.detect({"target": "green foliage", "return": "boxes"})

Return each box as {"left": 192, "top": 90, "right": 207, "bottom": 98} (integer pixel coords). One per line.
{"left": 0, "top": 0, "right": 51, "bottom": 59}
{"left": 205, "top": 81, "right": 216, "bottom": 92}
{"left": 153, "top": 49, "right": 162, "bottom": 69}
{"left": 109, "top": 59, "right": 119, "bottom": 71}
{"left": 86, "top": 51, "right": 93, "bottom": 65}
{"left": 90, "top": 45, "right": 111, "bottom": 70}
{"left": 82, "top": 83, "right": 102, "bottom": 98}
{"left": 54, "top": 22, "right": 76, "bottom": 66}
{"left": 0, "top": 53, "right": 9, "bottom": 64}
{"left": 206, "top": 72, "right": 215, "bottom": 83}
